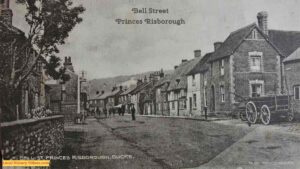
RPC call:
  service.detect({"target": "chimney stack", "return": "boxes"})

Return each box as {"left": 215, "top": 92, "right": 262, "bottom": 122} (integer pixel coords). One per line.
{"left": 257, "top": 11, "right": 268, "bottom": 36}
{"left": 214, "top": 42, "right": 222, "bottom": 51}
{"left": 181, "top": 59, "right": 188, "bottom": 63}
{"left": 0, "top": 0, "right": 13, "bottom": 25}
{"left": 194, "top": 50, "right": 201, "bottom": 58}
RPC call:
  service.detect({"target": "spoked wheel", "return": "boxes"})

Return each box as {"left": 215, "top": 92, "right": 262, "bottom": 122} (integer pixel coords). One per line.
{"left": 239, "top": 110, "right": 247, "bottom": 121}
{"left": 287, "top": 110, "right": 294, "bottom": 122}
{"left": 260, "top": 105, "right": 271, "bottom": 125}
{"left": 246, "top": 101, "right": 257, "bottom": 124}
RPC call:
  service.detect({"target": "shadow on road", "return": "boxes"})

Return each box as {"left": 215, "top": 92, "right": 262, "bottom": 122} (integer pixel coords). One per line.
{"left": 51, "top": 131, "right": 90, "bottom": 169}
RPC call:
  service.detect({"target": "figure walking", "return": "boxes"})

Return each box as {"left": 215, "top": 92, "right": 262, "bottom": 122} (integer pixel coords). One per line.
{"left": 131, "top": 104, "right": 136, "bottom": 121}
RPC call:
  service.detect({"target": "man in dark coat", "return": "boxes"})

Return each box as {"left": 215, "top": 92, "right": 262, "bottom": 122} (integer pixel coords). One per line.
{"left": 121, "top": 104, "right": 125, "bottom": 116}
{"left": 104, "top": 107, "right": 107, "bottom": 118}
{"left": 96, "top": 107, "right": 100, "bottom": 118}
{"left": 131, "top": 104, "right": 136, "bottom": 121}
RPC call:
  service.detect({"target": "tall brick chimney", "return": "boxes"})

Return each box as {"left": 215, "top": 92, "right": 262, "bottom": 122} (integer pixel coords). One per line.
{"left": 194, "top": 50, "right": 201, "bottom": 58}
{"left": 0, "top": 0, "right": 13, "bottom": 25}
{"left": 214, "top": 42, "right": 222, "bottom": 51}
{"left": 257, "top": 11, "right": 268, "bottom": 36}
{"left": 63, "top": 56, "right": 75, "bottom": 72}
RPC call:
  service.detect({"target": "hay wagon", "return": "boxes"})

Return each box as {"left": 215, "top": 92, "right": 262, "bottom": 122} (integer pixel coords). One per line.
{"left": 245, "top": 95, "right": 294, "bottom": 125}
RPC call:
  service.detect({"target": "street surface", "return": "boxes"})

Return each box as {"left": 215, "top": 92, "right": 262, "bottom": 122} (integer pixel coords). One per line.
{"left": 52, "top": 116, "right": 300, "bottom": 169}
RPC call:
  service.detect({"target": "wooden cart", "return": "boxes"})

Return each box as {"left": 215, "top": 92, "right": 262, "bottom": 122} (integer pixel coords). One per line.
{"left": 245, "top": 95, "right": 294, "bottom": 125}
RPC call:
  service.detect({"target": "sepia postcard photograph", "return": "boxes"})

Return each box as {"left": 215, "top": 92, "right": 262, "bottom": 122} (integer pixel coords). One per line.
{"left": 1, "top": 0, "right": 300, "bottom": 168}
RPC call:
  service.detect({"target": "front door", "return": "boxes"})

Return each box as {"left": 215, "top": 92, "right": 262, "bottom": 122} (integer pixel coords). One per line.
{"left": 211, "top": 85, "right": 215, "bottom": 112}
{"left": 189, "top": 97, "right": 192, "bottom": 114}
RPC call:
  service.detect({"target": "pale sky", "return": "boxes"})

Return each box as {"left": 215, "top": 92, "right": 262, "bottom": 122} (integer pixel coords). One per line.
{"left": 10, "top": 0, "right": 300, "bottom": 79}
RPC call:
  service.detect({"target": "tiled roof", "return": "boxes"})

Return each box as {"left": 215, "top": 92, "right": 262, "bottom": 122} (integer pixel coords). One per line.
{"left": 167, "top": 57, "right": 202, "bottom": 91}
{"left": 131, "top": 82, "right": 152, "bottom": 94}
{"left": 98, "top": 88, "right": 122, "bottom": 99}
{"left": 209, "top": 23, "right": 256, "bottom": 62}
{"left": 120, "top": 85, "right": 137, "bottom": 95}
{"left": 187, "top": 52, "right": 213, "bottom": 75}
{"left": 0, "top": 21, "right": 24, "bottom": 37}
{"left": 283, "top": 47, "right": 300, "bottom": 63}
{"left": 268, "top": 30, "right": 300, "bottom": 57}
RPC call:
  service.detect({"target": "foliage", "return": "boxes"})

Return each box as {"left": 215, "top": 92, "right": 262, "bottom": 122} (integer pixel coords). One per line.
{"left": 25, "top": 106, "right": 53, "bottom": 119}
{"left": 0, "top": 0, "right": 85, "bottom": 121}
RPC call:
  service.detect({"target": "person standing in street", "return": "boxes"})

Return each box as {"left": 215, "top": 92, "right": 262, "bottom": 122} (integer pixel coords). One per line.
{"left": 104, "top": 107, "right": 107, "bottom": 118}
{"left": 131, "top": 104, "right": 136, "bottom": 121}
{"left": 121, "top": 104, "right": 125, "bottom": 116}
{"left": 96, "top": 107, "right": 100, "bottom": 118}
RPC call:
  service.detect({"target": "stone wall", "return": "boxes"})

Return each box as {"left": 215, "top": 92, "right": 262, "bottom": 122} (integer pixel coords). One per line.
{"left": 61, "top": 102, "right": 77, "bottom": 122}
{"left": 1, "top": 115, "right": 64, "bottom": 160}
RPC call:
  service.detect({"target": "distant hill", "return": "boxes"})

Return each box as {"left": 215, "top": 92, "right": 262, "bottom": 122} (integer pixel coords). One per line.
{"left": 87, "top": 70, "right": 173, "bottom": 98}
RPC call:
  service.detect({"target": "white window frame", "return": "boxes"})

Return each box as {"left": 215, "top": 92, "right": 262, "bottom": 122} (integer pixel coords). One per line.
{"left": 252, "top": 29, "right": 257, "bottom": 39}
{"left": 192, "top": 75, "right": 196, "bottom": 86}
{"left": 249, "top": 80, "right": 265, "bottom": 97}
{"left": 204, "top": 73, "right": 207, "bottom": 86}
{"left": 179, "top": 99, "right": 186, "bottom": 109}
{"left": 249, "top": 51, "right": 263, "bottom": 72}
{"left": 294, "top": 85, "right": 300, "bottom": 100}
{"left": 220, "top": 85, "right": 225, "bottom": 102}
{"left": 220, "top": 59, "right": 225, "bottom": 76}
{"left": 193, "top": 93, "right": 197, "bottom": 108}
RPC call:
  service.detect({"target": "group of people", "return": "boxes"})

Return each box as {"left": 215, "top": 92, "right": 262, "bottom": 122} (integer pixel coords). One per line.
{"left": 91, "top": 104, "right": 136, "bottom": 120}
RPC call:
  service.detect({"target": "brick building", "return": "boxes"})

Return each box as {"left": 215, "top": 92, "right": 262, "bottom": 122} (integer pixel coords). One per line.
{"left": 154, "top": 76, "right": 171, "bottom": 116}
{"left": 0, "top": 0, "right": 48, "bottom": 121}
{"left": 205, "top": 11, "right": 300, "bottom": 115}
{"left": 284, "top": 47, "right": 300, "bottom": 114}
{"left": 166, "top": 56, "right": 201, "bottom": 116}
{"left": 186, "top": 51, "right": 213, "bottom": 117}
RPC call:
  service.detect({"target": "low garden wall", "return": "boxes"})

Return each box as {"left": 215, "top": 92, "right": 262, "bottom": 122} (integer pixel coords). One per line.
{"left": 1, "top": 115, "right": 64, "bottom": 159}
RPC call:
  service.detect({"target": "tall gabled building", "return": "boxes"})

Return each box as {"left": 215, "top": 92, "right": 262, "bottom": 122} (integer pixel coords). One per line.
{"left": 166, "top": 55, "right": 202, "bottom": 116}
{"left": 206, "top": 11, "right": 300, "bottom": 115}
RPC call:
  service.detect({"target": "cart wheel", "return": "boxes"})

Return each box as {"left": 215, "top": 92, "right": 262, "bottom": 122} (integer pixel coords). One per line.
{"left": 287, "top": 110, "right": 294, "bottom": 122}
{"left": 260, "top": 105, "right": 271, "bottom": 125}
{"left": 246, "top": 101, "right": 257, "bottom": 124}
{"left": 239, "top": 111, "right": 247, "bottom": 121}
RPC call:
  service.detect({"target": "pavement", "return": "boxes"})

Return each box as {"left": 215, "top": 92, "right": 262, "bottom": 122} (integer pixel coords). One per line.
{"left": 191, "top": 120, "right": 300, "bottom": 169}
{"left": 52, "top": 115, "right": 300, "bottom": 169}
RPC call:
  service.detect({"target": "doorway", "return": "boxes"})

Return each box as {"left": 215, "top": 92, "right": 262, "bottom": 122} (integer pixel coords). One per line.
{"left": 211, "top": 85, "right": 215, "bottom": 112}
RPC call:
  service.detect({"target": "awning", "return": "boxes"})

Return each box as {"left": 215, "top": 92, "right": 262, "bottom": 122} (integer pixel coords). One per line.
{"left": 114, "top": 104, "right": 122, "bottom": 108}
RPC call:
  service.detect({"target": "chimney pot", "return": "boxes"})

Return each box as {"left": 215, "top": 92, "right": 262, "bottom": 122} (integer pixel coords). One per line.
{"left": 194, "top": 50, "right": 201, "bottom": 58}
{"left": 257, "top": 11, "right": 268, "bottom": 36}
{"left": 214, "top": 42, "right": 223, "bottom": 51}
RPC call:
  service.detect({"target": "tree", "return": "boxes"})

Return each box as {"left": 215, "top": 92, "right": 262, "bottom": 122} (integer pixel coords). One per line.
{"left": 0, "top": 0, "right": 85, "bottom": 121}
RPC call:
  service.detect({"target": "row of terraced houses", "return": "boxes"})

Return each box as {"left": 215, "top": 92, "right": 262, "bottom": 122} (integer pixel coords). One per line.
{"left": 89, "top": 11, "right": 300, "bottom": 117}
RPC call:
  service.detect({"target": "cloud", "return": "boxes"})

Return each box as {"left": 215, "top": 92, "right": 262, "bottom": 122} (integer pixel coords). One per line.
{"left": 10, "top": 0, "right": 300, "bottom": 79}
